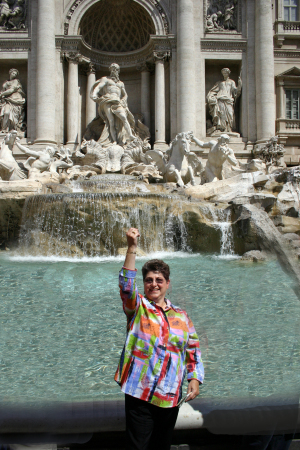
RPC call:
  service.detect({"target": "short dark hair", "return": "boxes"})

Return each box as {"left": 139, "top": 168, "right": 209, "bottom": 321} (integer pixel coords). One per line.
{"left": 142, "top": 259, "right": 170, "bottom": 281}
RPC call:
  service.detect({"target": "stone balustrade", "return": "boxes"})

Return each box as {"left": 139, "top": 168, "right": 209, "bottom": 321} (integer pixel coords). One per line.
{"left": 276, "top": 118, "right": 300, "bottom": 134}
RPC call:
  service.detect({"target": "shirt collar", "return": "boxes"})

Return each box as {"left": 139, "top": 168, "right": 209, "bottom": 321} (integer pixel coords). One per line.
{"left": 147, "top": 297, "right": 180, "bottom": 312}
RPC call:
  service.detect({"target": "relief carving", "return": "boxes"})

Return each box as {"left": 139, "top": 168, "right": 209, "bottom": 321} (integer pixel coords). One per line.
{"left": 205, "top": 0, "right": 238, "bottom": 33}
{"left": 0, "top": 0, "right": 26, "bottom": 30}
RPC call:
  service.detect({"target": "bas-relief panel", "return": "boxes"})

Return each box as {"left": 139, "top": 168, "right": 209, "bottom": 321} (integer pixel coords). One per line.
{"left": 204, "top": 0, "right": 241, "bottom": 34}
{"left": 0, "top": 0, "right": 27, "bottom": 31}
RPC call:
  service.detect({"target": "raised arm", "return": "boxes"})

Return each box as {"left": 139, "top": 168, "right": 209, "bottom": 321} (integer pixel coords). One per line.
{"left": 191, "top": 135, "right": 212, "bottom": 149}
{"left": 119, "top": 228, "right": 141, "bottom": 321}
{"left": 226, "top": 148, "right": 239, "bottom": 166}
{"left": 90, "top": 77, "right": 107, "bottom": 101}
{"left": 15, "top": 139, "right": 41, "bottom": 158}
{"left": 124, "top": 227, "right": 140, "bottom": 270}
{"left": 191, "top": 135, "right": 205, "bottom": 149}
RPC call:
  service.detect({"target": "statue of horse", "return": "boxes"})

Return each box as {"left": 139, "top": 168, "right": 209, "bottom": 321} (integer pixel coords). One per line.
{"left": 145, "top": 132, "right": 202, "bottom": 186}
{"left": 0, "top": 130, "right": 26, "bottom": 180}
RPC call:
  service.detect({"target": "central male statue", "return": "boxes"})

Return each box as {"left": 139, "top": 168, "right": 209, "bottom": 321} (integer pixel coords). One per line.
{"left": 90, "top": 63, "right": 135, "bottom": 147}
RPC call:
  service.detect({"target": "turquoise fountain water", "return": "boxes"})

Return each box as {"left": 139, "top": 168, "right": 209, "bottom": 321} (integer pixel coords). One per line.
{"left": 0, "top": 179, "right": 299, "bottom": 404}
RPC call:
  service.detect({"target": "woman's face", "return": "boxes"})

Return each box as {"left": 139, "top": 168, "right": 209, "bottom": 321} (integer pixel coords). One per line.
{"left": 10, "top": 71, "right": 18, "bottom": 80}
{"left": 143, "top": 271, "right": 170, "bottom": 304}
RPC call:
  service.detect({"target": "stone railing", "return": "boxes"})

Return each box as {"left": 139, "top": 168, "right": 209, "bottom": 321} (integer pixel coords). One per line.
{"left": 275, "top": 20, "right": 300, "bottom": 34}
{"left": 276, "top": 118, "right": 300, "bottom": 133}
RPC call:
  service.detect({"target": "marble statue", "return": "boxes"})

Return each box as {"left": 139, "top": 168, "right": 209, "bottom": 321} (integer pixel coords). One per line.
{"left": 206, "top": 11, "right": 223, "bottom": 32}
{"left": 224, "top": 3, "right": 235, "bottom": 29}
{"left": 15, "top": 139, "right": 73, "bottom": 179}
{"left": 0, "top": 68, "right": 26, "bottom": 133}
{"left": 192, "top": 133, "right": 239, "bottom": 183}
{"left": 80, "top": 134, "right": 152, "bottom": 175}
{"left": 145, "top": 132, "right": 202, "bottom": 187}
{"left": 120, "top": 136, "right": 162, "bottom": 182}
{"left": 0, "top": 130, "right": 26, "bottom": 180}
{"left": 0, "top": 0, "right": 26, "bottom": 30}
{"left": 206, "top": 0, "right": 237, "bottom": 32}
{"left": 90, "top": 63, "right": 135, "bottom": 148}
{"left": 207, "top": 68, "right": 241, "bottom": 135}
{"left": 253, "top": 136, "right": 286, "bottom": 173}
{"left": 79, "top": 139, "right": 122, "bottom": 173}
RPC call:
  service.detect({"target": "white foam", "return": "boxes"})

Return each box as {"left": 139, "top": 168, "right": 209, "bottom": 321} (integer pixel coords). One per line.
{"left": 5, "top": 251, "right": 200, "bottom": 264}
{"left": 212, "top": 254, "right": 241, "bottom": 261}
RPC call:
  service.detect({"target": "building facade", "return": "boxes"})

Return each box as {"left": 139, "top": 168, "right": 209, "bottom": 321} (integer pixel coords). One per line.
{"left": 1, "top": 0, "right": 300, "bottom": 164}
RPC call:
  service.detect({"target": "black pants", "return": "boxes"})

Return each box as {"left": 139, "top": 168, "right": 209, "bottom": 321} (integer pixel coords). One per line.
{"left": 125, "top": 394, "right": 179, "bottom": 450}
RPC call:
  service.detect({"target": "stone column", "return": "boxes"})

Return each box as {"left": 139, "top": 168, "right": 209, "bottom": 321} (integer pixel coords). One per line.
{"left": 255, "top": 0, "right": 275, "bottom": 141}
{"left": 154, "top": 51, "right": 169, "bottom": 148}
{"left": 177, "top": 0, "right": 196, "bottom": 133}
{"left": 139, "top": 64, "right": 151, "bottom": 130}
{"left": 169, "top": 43, "right": 177, "bottom": 140}
{"left": 277, "top": 80, "right": 285, "bottom": 119}
{"left": 86, "top": 63, "right": 96, "bottom": 126}
{"left": 66, "top": 53, "right": 80, "bottom": 146}
{"left": 35, "top": 0, "right": 56, "bottom": 144}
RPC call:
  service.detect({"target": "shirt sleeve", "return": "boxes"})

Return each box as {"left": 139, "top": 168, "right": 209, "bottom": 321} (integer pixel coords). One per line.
{"left": 119, "top": 266, "right": 140, "bottom": 318}
{"left": 185, "top": 315, "right": 205, "bottom": 384}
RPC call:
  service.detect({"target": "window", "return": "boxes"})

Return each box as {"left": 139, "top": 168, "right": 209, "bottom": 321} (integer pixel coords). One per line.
{"left": 286, "top": 89, "right": 300, "bottom": 119}
{"left": 284, "top": 0, "right": 298, "bottom": 21}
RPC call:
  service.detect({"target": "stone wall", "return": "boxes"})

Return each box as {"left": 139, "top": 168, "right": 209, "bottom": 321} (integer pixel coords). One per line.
{"left": 0, "top": 198, "right": 25, "bottom": 249}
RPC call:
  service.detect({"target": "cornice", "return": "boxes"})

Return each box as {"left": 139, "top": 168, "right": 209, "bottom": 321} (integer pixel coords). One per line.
{"left": 201, "top": 38, "right": 247, "bottom": 53}
{"left": 0, "top": 37, "right": 31, "bottom": 52}
{"left": 56, "top": 34, "right": 174, "bottom": 68}
{"left": 274, "top": 49, "right": 300, "bottom": 58}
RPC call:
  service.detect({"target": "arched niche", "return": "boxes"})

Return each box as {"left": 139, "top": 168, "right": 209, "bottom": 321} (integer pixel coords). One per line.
{"left": 65, "top": 0, "right": 169, "bottom": 38}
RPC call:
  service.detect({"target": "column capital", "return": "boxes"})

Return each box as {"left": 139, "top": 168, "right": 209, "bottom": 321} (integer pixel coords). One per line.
{"left": 64, "top": 51, "right": 83, "bottom": 64}
{"left": 88, "top": 62, "right": 96, "bottom": 75}
{"left": 136, "top": 62, "right": 154, "bottom": 72}
{"left": 153, "top": 50, "right": 170, "bottom": 63}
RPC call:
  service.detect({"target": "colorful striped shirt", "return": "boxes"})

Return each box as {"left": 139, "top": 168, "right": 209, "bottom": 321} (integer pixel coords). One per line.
{"left": 114, "top": 267, "right": 204, "bottom": 408}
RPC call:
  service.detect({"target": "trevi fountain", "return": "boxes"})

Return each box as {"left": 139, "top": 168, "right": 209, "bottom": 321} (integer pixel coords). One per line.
{"left": 0, "top": 0, "right": 300, "bottom": 447}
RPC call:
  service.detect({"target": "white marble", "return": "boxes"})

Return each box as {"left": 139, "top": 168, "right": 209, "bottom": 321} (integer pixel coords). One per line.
{"left": 15, "top": 139, "right": 73, "bottom": 180}
{"left": 0, "top": 131, "right": 26, "bottom": 180}
{"left": 177, "top": 0, "right": 196, "bottom": 133}
{"left": 90, "top": 63, "right": 135, "bottom": 148}
{"left": 146, "top": 131, "right": 202, "bottom": 186}
{"left": 207, "top": 68, "right": 242, "bottom": 135}
{"left": 255, "top": 0, "right": 276, "bottom": 141}
{"left": 35, "top": 0, "right": 56, "bottom": 144}
{"left": 67, "top": 58, "right": 79, "bottom": 147}
{"left": 0, "top": 68, "right": 26, "bottom": 133}
{"left": 154, "top": 54, "right": 166, "bottom": 146}
{"left": 192, "top": 134, "right": 239, "bottom": 183}
{"left": 86, "top": 63, "right": 96, "bottom": 126}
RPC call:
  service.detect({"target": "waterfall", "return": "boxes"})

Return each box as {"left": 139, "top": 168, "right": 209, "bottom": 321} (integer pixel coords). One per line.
{"left": 17, "top": 193, "right": 190, "bottom": 257}
{"left": 202, "top": 206, "right": 235, "bottom": 258}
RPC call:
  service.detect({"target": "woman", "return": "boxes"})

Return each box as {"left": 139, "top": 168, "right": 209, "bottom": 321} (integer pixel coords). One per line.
{"left": 0, "top": 68, "right": 26, "bottom": 133}
{"left": 115, "top": 228, "right": 204, "bottom": 450}
{"left": 206, "top": 68, "right": 242, "bottom": 133}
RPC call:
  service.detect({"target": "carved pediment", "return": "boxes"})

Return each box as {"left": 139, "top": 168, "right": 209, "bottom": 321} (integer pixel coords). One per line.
{"left": 276, "top": 66, "right": 300, "bottom": 78}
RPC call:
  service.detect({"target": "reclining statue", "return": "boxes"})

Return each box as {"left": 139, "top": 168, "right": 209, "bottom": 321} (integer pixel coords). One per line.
{"left": 15, "top": 139, "right": 73, "bottom": 180}
{"left": 0, "top": 130, "right": 26, "bottom": 180}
